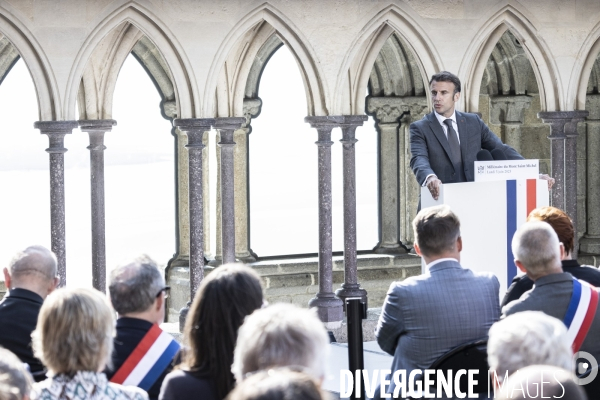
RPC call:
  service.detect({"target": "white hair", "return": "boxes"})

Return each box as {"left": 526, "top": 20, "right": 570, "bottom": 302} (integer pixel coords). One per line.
{"left": 512, "top": 221, "right": 561, "bottom": 277}
{"left": 488, "top": 311, "right": 572, "bottom": 382}
{"left": 232, "top": 303, "right": 330, "bottom": 382}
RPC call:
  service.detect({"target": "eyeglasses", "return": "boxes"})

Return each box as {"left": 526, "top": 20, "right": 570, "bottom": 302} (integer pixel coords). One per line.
{"left": 156, "top": 286, "right": 170, "bottom": 299}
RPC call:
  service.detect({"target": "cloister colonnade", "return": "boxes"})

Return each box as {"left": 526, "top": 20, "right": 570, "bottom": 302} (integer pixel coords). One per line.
{"left": 1, "top": 0, "right": 600, "bottom": 329}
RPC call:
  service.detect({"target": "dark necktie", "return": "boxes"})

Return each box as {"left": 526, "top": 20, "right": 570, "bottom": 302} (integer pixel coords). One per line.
{"left": 443, "top": 119, "right": 465, "bottom": 181}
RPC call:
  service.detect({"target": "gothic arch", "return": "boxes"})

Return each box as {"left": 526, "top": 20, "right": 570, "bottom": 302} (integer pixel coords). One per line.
{"left": 207, "top": 3, "right": 327, "bottom": 117}
{"left": 335, "top": 5, "right": 442, "bottom": 115}
{"left": 571, "top": 21, "right": 600, "bottom": 110}
{"left": 460, "top": 5, "right": 562, "bottom": 112}
{"left": 66, "top": 3, "right": 197, "bottom": 121}
{"left": 0, "top": 5, "right": 58, "bottom": 120}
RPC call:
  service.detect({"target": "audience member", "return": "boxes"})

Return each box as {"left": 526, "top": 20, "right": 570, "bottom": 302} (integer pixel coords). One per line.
{"left": 503, "top": 221, "right": 600, "bottom": 396}
{"left": 488, "top": 311, "right": 572, "bottom": 387}
{"left": 225, "top": 368, "right": 327, "bottom": 400}
{"left": 496, "top": 365, "right": 586, "bottom": 400}
{"left": 0, "top": 347, "right": 33, "bottom": 400}
{"left": 105, "top": 255, "right": 179, "bottom": 400}
{"left": 232, "top": 303, "right": 329, "bottom": 383}
{"left": 0, "top": 246, "right": 58, "bottom": 381}
{"left": 31, "top": 287, "right": 148, "bottom": 399}
{"left": 502, "top": 206, "right": 600, "bottom": 307}
{"left": 159, "top": 264, "right": 264, "bottom": 400}
{"left": 374, "top": 205, "right": 500, "bottom": 396}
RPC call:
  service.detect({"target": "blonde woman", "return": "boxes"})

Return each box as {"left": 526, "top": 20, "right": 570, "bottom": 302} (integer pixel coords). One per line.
{"left": 31, "top": 287, "right": 148, "bottom": 400}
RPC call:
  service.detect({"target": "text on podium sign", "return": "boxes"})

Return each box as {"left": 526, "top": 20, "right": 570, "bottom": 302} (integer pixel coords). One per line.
{"left": 474, "top": 159, "right": 539, "bottom": 182}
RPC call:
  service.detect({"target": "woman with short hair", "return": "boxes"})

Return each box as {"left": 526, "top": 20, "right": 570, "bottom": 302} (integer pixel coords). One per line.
{"left": 31, "top": 287, "right": 147, "bottom": 400}
{"left": 159, "top": 264, "right": 264, "bottom": 400}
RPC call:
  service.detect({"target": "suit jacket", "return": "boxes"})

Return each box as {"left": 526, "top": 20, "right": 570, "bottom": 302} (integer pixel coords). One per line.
{"left": 501, "top": 260, "right": 600, "bottom": 307}
{"left": 375, "top": 260, "right": 500, "bottom": 396}
{"left": 502, "top": 272, "right": 600, "bottom": 362}
{"left": 105, "top": 318, "right": 176, "bottom": 400}
{"left": 409, "top": 111, "right": 523, "bottom": 186}
{"left": 0, "top": 288, "right": 46, "bottom": 380}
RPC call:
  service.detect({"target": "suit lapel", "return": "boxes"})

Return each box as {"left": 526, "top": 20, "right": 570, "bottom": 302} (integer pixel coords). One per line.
{"left": 426, "top": 112, "right": 453, "bottom": 162}
{"left": 456, "top": 111, "right": 468, "bottom": 162}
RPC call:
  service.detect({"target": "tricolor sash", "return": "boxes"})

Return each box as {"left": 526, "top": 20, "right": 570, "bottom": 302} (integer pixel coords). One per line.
{"left": 563, "top": 279, "right": 599, "bottom": 352}
{"left": 110, "top": 324, "right": 181, "bottom": 391}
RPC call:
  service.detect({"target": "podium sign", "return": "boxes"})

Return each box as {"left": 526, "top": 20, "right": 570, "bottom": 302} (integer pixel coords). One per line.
{"left": 474, "top": 159, "right": 539, "bottom": 182}
{"left": 421, "top": 179, "right": 549, "bottom": 296}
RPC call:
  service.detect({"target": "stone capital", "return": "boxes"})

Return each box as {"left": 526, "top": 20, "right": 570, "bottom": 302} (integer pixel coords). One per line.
{"left": 173, "top": 118, "right": 215, "bottom": 133}
{"left": 34, "top": 120, "right": 78, "bottom": 153}
{"left": 78, "top": 119, "right": 117, "bottom": 133}
{"left": 490, "top": 95, "right": 532, "bottom": 124}
{"left": 538, "top": 111, "right": 589, "bottom": 139}
{"left": 367, "top": 96, "right": 428, "bottom": 124}
{"left": 242, "top": 98, "right": 262, "bottom": 128}
{"left": 214, "top": 117, "right": 246, "bottom": 133}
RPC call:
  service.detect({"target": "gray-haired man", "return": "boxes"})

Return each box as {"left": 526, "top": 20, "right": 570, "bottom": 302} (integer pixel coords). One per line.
{"left": 0, "top": 245, "right": 59, "bottom": 381}
{"left": 105, "top": 255, "right": 180, "bottom": 400}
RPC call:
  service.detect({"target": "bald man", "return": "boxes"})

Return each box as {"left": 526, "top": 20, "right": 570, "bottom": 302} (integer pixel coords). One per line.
{"left": 0, "top": 246, "right": 59, "bottom": 381}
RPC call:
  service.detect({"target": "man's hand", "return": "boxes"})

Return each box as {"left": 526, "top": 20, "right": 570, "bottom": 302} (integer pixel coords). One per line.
{"left": 539, "top": 174, "right": 555, "bottom": 189}
{"left": 427, "top": 177, "right": 442, "bottom": 200}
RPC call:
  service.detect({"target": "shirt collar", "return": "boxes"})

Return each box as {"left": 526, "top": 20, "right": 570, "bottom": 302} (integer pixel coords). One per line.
{"left": 427, "top": 257, "right": 460, "bottom": 269}
{"left": 435, "top": 110, "right": 456, "bottom": 127}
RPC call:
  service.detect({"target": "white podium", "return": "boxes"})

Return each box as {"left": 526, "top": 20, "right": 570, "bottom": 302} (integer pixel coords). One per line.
{"left": 421, "top": 179, "right": 549, "bottom": 295}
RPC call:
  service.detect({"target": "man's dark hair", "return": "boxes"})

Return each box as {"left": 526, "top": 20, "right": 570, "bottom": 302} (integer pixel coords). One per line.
{"left": 429, "top": 71, "right": 461, "bottom": 94}
{"left": 413, "top": 205, "right": 461, "bottom": 257}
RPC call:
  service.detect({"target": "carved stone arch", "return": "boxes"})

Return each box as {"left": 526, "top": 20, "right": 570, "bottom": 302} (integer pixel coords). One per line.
{"left": 480, "top": 30, "right": 536, "bottom": 96}
{"left": 571, "top": 21, "right": 600, "bottom": 110}
{"left": 207, "top": 3, "right": 327, "bottom": 117}
{"left": 335, "top": 5, "right": 442, "bottom": 115}
{"left": 0, "top": 6, "right": 58, "bottom": 120}
{"left": 460, "top": 5, "right": 561, "bottom": 112}
{"left": 66, "top": 4, "right": 197, "bottom": 120}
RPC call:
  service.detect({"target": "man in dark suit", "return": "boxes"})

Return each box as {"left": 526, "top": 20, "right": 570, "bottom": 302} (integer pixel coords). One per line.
{"left": 503, "top": 221, "right": 600, "bottom": 397}
{"left": 375, "top": 205, "right": 500, "bottom": 397}
{"left": 0, "top": 245, "right": 59, "bottom": 381}
{"left": 105, "top": 255, "right": 179, "bottom": 400}
{"left": 502, "top": 206, "right": 600, "bottom": 307}
{"left": 410, "top": 71, "right": 553, "bottom": 200}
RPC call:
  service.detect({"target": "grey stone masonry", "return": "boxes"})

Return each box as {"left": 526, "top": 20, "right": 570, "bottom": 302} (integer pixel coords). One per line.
{"left": 34, "top": 121, "right": 79, "bottom": 287}
{"left": 215, "top": 118, "right": 246, "bottom": 265}
{"left": 538, "top": 111, "right": 588, "bottom": 236}
{"left": 304, "top": 116, "right": 344, "bottom": 328}
{"left": 490, "top": 95, "right": 532, "bottom": 154}
{"left": 581, "top": 95, "right": 600, "bottom": 255}
{"left": 335, "top": 115, "right": 369, "bottom": 308}
{"left": 78, "top": 119, "right": 116, "bottom": 293}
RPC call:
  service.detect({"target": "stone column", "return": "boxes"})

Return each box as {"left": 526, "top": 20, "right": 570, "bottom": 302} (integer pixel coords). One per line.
{"left": 215, "top": 118, "right": 245, "bottom": 264}
{"left": 538, "top": 112, "right": 570, "bottom": 210}
{"left": 367, "top": 97, "right": 406, "bottom": 254}
{"left": 78, "top": 119, "right": 116, "bottom": 292}
{"left": 490, "top": 95, "right": 532, "bottom": 154}
{"left": 173, "top": 118, "right": 214, "bottom": 328}
{"left": 564, "top": 111, "right": 588, "bottom": 258}
{"left": 34, "top": 121, "right": 78, "bottom": 286}
{"left": 580, "top": 95, "right": 600, "bottom": 254}
{"left": 538, "top": 111, "right": 587, "bottom": 221}
{"left": 305, "top": 116, "right": 344, "bottom": 328}
{"left": 335, "top": 115, "right": 368, "bottom": 306}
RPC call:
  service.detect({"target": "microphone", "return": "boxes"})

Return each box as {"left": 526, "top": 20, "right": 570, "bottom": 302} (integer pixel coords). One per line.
{"left": 476, "top": 149, "right": 493, "bottom": 161}
{"left": 491, "top": 148, "right": 508, "bottom": 160}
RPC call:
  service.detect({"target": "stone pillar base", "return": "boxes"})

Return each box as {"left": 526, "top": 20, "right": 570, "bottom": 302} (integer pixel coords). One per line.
{"left": 308, "top": 293, "right": 344, "bottom": 329}
{"left": 335, "top": 284, "right": 368, "bottom": 310}
{"left": 579, "top": 235, "right": 600, "bottom": 255}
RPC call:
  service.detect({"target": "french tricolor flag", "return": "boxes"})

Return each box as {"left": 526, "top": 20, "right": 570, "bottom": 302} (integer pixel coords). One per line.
{"left": 110, "top": 324, "right": 181, "bottom": 391}
{"left": 564, "top": 279, "right": 599, "bottom": 352}
{"left": 505, "top": 179, "right": 538, "bottom": 287}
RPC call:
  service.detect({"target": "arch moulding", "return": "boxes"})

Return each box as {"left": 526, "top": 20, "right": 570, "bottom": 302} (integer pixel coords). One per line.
{"left": 0, "top": 5, "right": 58, "bottom": 121}
{"left": 65, "top": 3, "right": 197, "bottom": 121}
{"left": 571, "top": 21, "right": 600, "bottom": 110}
{"left": 459, "top": 5, "right": 562, "bottom": 113}
{"left": 335, "top": 5, "right": 442, "bottom": 115}
{"left": 207, "top": 3, "right": 327, "bottom": 118}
